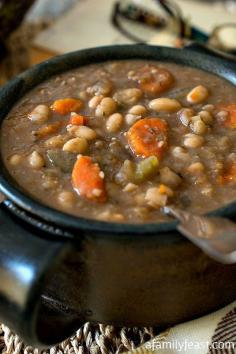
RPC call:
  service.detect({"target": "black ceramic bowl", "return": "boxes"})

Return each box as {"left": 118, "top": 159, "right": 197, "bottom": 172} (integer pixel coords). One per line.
{"left": 0, "top": 44, "right": 236, "bottom": 348}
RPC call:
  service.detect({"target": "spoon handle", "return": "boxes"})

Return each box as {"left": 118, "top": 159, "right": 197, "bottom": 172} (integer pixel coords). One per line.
{"left": 164, "top": 206, "right": 236, "bottom": 264}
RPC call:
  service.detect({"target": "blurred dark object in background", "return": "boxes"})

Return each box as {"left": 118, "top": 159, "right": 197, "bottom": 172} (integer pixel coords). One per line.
{"left": 193, "top": 0, "right": 235, "bottom": 2}
{"left": 0, "top": 0, "right": 35, "bottom": 42}
{"left": 0, "top": 0, "right": 35, "bottom": 63}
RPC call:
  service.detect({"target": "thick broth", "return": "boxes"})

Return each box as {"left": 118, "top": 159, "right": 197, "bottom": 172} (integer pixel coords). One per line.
{"left": 1, "top": 60, "right": 236, "bottom": 223}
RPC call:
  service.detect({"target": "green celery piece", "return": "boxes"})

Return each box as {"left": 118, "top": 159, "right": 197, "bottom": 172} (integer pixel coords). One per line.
{"left": 135, "top": 156, "right": 159, "bottom": 183}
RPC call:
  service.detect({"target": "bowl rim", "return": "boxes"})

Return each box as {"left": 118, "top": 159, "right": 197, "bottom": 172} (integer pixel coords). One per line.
{"left": 0, "top": 43, "right": 236, "bottom": 236}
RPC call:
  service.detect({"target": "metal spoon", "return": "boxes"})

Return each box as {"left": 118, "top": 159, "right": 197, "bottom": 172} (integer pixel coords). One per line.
{"left": 164, "top": 205, "right": 236, "bottom": 264}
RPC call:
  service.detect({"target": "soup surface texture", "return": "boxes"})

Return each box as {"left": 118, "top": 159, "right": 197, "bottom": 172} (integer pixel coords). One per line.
{"left": 1, "top": 60, "right": 236, "bottom": 223}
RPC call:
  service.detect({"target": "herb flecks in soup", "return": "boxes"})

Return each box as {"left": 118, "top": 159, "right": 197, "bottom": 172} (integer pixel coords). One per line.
{"left": 1, "top": 61, "right": 236, "bottom": 223}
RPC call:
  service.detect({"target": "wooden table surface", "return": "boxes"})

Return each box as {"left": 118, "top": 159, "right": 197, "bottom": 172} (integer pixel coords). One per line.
{"left": 30, "top": 47, "right": 56, "bottom": 65}
{"left": 0, "top": 46, "right": 56, "bottom": 85}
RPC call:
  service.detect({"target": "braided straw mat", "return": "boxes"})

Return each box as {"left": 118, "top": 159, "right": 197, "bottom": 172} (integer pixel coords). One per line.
{"left": 0, "top": 303, "right": 236, "bottom": 354}
{"left": 0, "top": 324, "right": 160, "bottom": 354}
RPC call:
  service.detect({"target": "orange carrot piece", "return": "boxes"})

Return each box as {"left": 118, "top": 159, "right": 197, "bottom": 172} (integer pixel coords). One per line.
{"left": 127, "top": 118, "right": 168, "bottom": 158}
{"left": 69, "top": 114, "right": 87, "bottom": 126}
{"left": 130, "top": 65, "right": 174, "bottom": 95}
{"left": 52, "top": 98, "right": 83, "bottom": 115}
{"left": 219, "top": 163, "right": 236, "bottom": 184}
{"left": 72, "top": 156, "right": 106, "bottom": 202}
{"left": 33, "top": 121, "right": 63, "bottom": 139}
{"left": 220, "top": 104, "right": 236, "bottom": 128}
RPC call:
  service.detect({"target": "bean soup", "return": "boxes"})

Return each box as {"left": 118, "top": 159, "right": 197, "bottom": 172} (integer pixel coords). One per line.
{"left": 1, "top": 60, "right": 236, "bottom": 223}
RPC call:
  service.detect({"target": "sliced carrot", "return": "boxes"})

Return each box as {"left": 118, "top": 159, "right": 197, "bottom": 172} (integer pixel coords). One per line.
{"left": 52, "top": 98, "right": 83, "bottom": 115}
{"left": 69, "top": 114, "right": 87, "bottom": 126}
{"left": 130, "top": 65, "right": 174, "bottom": 95}
{"left": 33, "top": 121, "right": 64, "bottom": 139}
{"left": 220, "top": 104, "right": 236, "bottom": 128}
{"left": 72, "top": 156, "right": 106, "bottom": 202}
{"left": 127, "top": 118, "right": 168, "bottom": 158}
{"left": 219, "top": 163, "right": 236, "bottom": 184}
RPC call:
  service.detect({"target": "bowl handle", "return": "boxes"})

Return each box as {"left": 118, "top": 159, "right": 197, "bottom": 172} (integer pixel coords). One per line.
{"left": 184, "top": 42, "right": 236, "bottom": 66}
{"left": 0, "top": 204, "right": 81, "bottom": 348}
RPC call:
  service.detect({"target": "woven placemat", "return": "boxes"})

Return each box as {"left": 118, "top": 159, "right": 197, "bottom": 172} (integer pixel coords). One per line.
{"left": 0, "top": 323, "right": 161, "bottom": 354}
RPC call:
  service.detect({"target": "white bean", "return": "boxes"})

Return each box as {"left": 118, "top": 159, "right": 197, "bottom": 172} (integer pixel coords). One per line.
{"left": 28, "top": 151, "right": 45, "bottom": 169}
{"left": 145, "top": 187, "right": 168, "bottom": 208}
{"left": 216, "top": 110, "right": 228, "bottom": 122}
{"left": 9, "top": 154, "right": 23, "bottom": 166}
{"left": 125, "top": 113, "right": 141, "bottom": 126}
{"left": 96, "top": 211, "right": 124, "bottom": 222}
{"left": 45, "top": 135, "right": 65, "bottom": 148}
{"left": 128, "top": 105, "right": 147, "bottom": 116}
{"left": 183, "top": 134, "right": 204, "bottom": 148}
{"left": 187, "top": 85, "right": 209, "bottom": 104}
{"left": 202, "top": 104, "right": 215, "bottom": 112}
{"left": 88, "top": 95, "right": 104, "bottom": 109}
{"left": 58, "top": 191, "right": 75, "bottom": 208}
{"left": 67, "top": 124, "right": 80, "bottom": 136}
{"left": 191, "top": 115, "right": 201, "bottom": 122}
{"left": 28, "top": 105, "right": 50, "bottom": 124}
{"left": 199, "top": 110, "right": 213, "bottom": 125}
{"left": 190, "top": 119, "right": 207, "bottom": 135}
{"left": 95, "top": 97, "right": 117, "bottom": 117}
{"left": 63, "top": 137, "right": 88, "bottom": 153}
{"left": 178, "top": 108, "right": 194, "bottom": 126}
{"left": 106, "top": 113, "right": 123, "bottom": 133}
{"left": 149, "top": 98, "right": 181, "bottom": 112}
{"left": 187, "top": 162, "right": 205, "bottom": 174}
{"left": 171, "top": 146, "right": 190, "bottom": 161}
{"left": 74, "top": 126, "right": 97, "bottom": 140}
{"left": 159, "top": 167, "right": 182, "bottom": 188}
{"left": 123, "top": 183, "right": 138, "bottom": 192}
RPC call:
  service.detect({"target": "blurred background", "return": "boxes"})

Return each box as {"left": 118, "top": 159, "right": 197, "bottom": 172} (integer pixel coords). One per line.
{"left": 0, "top": 0, "right": 236, "bottom": 84}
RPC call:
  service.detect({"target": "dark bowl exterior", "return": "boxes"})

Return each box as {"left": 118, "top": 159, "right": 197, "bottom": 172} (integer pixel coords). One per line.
{"left": 0, "top": 44, "right": 235, "bottom": 347}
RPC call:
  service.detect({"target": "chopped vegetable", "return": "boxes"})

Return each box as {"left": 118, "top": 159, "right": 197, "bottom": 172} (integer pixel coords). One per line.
{"left": 158, "top": 184, "right": 174, "bottom": 197}
{"left": 33, "top": 121, "right": 64, "bottom": 139}
{"left": 87, "top": 79, "right": 112, "bottom": 96}
{"left": 129, "top": 65, "right": 174, "bottom": 95}
{"left": 127, "top": 118, "right": 168, "bottom": 158}
{"left": 145, "top": 187, "right": 168, "bottom": 208}
{"left": 47, "top": 149, "right": 77, "bottom": 173}
{"left": 116, "top": 156, "right": 159, "bottom": 185}
{"left": 52, "top": 98, "right": 83, "bottom": 115}
{"left": 135, "top": 156, "right": 159, "bottom": 183}
{"left": 69, "top": 113, "right": 87, "bottom": 126}
{"left": 159, "top": 166, "right": 182, "bottom": 188}
{"left": 72, "top": 156, "right": 106, "bottom": 202}
{"left": 115, "top": 160, "right": 136, "bottom": 185}
{"left": 220, "top": 104, "right": 236, "bottom": 128}
{"left": 113, "top": 88, "right": 142, "bottom": 106}
{"left": 219, "top": 163, "right": 236, "bottom": 184}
